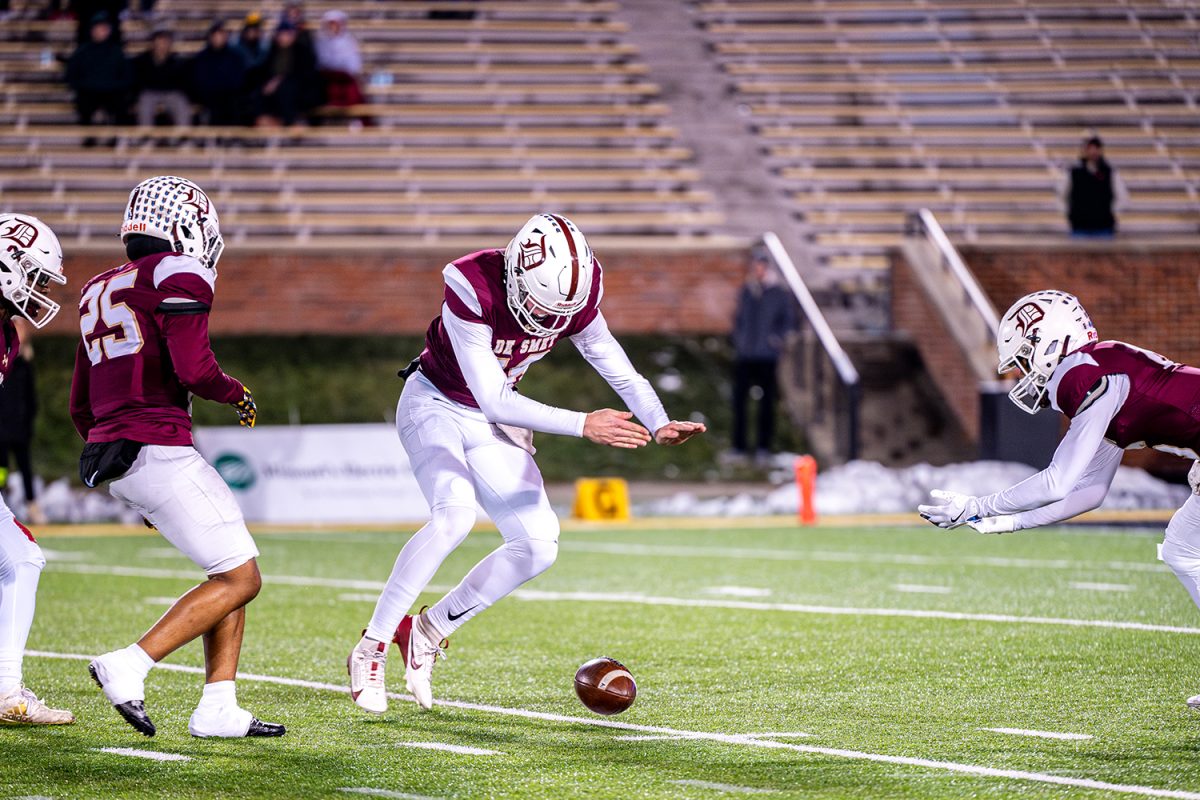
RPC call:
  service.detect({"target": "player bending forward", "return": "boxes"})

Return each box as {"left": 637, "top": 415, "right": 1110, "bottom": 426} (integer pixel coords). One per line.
{"left": 71, "top": 177, "right": 283, "bottom": 739}
{"left": 919, "top": 290, "right": 1200, "bottom": 703}
{"left": 0, "top": 213, "right": 72, "bottom": 726}
{"left": 348, "top": 213, "right": 705, "bottom": 712}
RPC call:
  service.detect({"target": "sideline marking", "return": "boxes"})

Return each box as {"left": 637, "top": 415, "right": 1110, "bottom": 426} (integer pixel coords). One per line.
{"left": 338, "top": 789, "right": 441, "bottom": 800}
{"left": 671, "top": 780, "right": 776, "bottom": 794}
{"left": 94, "top": 747, "right": 191, "bottom": 762}
{"left": 48, "top": 564, "right": 1200, "bottom": 635}
{"left": 560, "top": 540, "right": 1169, "bottom": 573}
{"left": 395, "top": 742, "right": 500, "bottom": 756}
{"left": 982, "top": 728, "right": 1094, "bottom": 741}
{"left": 31, "top": 651, "right": 1200, "bottom": 800}
{"left": 892, "top": 584, "right": 953, "bottom": 595}
{"left": 1070, "top": 582, "right": 1134, "bottom": 593}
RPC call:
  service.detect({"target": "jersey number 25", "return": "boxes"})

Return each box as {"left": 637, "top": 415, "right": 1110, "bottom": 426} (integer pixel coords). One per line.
{"left": 80, "top": 269, "right": 143, "bottom": 365}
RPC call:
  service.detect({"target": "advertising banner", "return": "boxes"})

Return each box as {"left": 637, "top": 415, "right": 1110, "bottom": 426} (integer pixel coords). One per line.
{"left": 194, "top": 423, "right": 430, "bottom": 524}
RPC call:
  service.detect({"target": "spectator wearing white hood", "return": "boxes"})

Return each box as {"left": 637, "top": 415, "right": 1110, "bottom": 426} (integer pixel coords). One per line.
{"left": 315, "top": 9, "right": 365, "bottom": 109}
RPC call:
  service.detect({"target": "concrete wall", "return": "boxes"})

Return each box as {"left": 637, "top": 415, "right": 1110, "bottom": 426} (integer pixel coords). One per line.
{"left": 45, "top": 245, "right": 748, "bottom": 336}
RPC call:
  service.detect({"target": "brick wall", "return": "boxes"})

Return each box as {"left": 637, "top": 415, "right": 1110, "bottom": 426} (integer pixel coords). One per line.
{"left": 44, "top": 245, "right": 748, "bottom": 336}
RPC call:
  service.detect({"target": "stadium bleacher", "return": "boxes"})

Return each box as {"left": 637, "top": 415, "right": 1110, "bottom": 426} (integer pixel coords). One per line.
{"left": 696, "top": 0, "right": 1200, "bottom": 273}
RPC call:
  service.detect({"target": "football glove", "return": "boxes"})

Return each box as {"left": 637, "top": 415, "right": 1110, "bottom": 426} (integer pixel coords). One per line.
{"left": 917, "top": 489, "right": 980, "bottom": 529}
{"left": 967, "top": 515, "right": 1017, "bottom": 535}
{"left": 232, "top": 385, "right": 256, "bottom": 428}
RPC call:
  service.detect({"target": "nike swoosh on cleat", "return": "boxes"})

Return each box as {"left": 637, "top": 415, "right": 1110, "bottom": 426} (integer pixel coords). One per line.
{"left": 447, "top": 605, "right": 478, "bottom": 622}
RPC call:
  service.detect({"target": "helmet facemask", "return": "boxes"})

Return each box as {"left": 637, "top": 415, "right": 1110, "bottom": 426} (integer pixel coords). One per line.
{"left": 1000, "top": 339, "right": 1050, "bottom": 414}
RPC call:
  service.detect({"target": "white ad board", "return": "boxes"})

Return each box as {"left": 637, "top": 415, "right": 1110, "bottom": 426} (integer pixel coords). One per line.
{"left": 194, "top": 423, "right": 430, "bottom": 525}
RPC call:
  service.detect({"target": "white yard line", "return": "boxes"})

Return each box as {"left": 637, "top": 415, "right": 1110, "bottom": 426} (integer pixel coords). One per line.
{"left": 744, "top": 732, "right": 813, "bottom": 739}
{"left": 48, "top": 563, "right": 1200, "bottom": 635}
{"left": 30, "top": 651, "right": 1200, "bottom": 800}
{"left": 670, "top": 779, "right": 777, "bottom": 794}
{"left": 394, "top": 742, "right": 500, "bottom": 756}
{"left": 614, "top": 734, "right": 687, "bottom": 741}
{"left": 143, "top": 597, "right": 178, "bottom": 606}
{"left": 512, "top": 589, "right": 1200, "bottom": 636}
{"left": 892, "top": 584, "right": 953, "bottom": 595}
{"left": 337, "top": 789, "right": 441, "bottom": 800}
{"left": 704, "top": 586, "right": 772, "bottom": 598}
{"left": 94, "top": 747, "right": 191, "bottom": 762}
{"left": 560, "top": 540, "right": 1168, "bottom": 573}
{"left": 982, "top": 728, "right": 1094, "bottom": 741}
{"left": 1070, "top": 582, "right": 1135, "bottom": 593}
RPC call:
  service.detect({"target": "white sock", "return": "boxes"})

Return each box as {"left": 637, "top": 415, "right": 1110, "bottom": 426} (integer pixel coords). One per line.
{"left": 425, "top": 538, "right": 558, "bottom": 637}
{"left": 0, "top": 562, "right": 41, "bottom": 695}
{"left": 122, "top": 643, "right": 155, "bottom": 678}
{"left": 364, "top": 508, "right": 474, "bottom": 642}
{"left": 198, "top": 680, "right": 236, "bottom": 710}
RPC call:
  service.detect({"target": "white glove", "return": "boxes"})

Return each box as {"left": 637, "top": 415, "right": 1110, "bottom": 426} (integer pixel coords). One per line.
{"left": 917, "top": 489, "right": 980, "bottom": 529}
{"left": 967, "top": 515, "right": 1017, "bottom": 534}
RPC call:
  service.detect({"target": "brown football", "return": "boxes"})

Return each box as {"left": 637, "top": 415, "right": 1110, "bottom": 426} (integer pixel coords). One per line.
{"left": 574, "top": 656, "right": 637, "bottom": 715}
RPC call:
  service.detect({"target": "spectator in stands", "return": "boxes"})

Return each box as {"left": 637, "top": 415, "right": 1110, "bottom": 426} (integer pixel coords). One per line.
{"left": 278, "top": 0, "right": 315, "bottom": 52}
{"left": 234, "top": 12, "right": 269, "bottom": 72}
{"left": 252, "top": 21, "right": 321, "bottom": 128}
{"left": 189, "top": 20, "right": 249, "bottom": 126}
{"left": 65, "top": 12, "right": 131, "bottom": 131}
{"left": 131, "top": 28, "right": 192, "bottom": 129}
{"left": 0, "top": 340, "right": 46, "bottom": 526}
{"left": 70, "top": 0, "right": 124, "bottom": 43}
{"left": 1063, "top": 135, "right": 1128, "bottom": 238}
{"left": 728, "top": 251, "right": 797, "bottom": 465}
{"left": 315, "top": 10, "right": 365, "bottom": 111}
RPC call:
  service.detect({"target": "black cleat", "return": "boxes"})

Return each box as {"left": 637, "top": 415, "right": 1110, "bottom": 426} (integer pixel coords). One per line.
{"left": 89, "top": 663, "right": 156, "bottom": 737}
{"left": 246, "top": 718, "right": 286, "bottom": 737}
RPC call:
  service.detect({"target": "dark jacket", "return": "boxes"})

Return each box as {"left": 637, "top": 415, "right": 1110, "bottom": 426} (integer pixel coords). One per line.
{"left": 1068, "top": 157, "right": 1117, "bottom": 233}
{"left": 65, "top": 38, "right": 130, "bottom": 93}
{"left": 132, "top": 50, "right": 189, "bottom": 93}
{"left": 732, "top": 281, "right": 798, "bottom": 361}
{"left": 0, "top": 356, "right": 37, "bottom": 443}
{"left": 189, "top": 44, "right": 248, "bottom": 105}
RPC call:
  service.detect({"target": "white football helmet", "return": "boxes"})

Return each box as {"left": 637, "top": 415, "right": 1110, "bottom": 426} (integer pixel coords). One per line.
{"left": 121, "top": 175, "right": 224, "bottom": 271}
{"left": 0, "top": 213, "right": 66, "bottom": 329}
{"left": 997, "top": 290, "right": 1098, "bottom": 414}
{"left": 504, "top": 213, "right": 594, "bottom": 337}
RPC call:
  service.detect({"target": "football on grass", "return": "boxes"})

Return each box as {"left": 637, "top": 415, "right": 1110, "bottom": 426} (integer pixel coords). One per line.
{"left": 574, "top": 656, "right": 637, "bottom": 715}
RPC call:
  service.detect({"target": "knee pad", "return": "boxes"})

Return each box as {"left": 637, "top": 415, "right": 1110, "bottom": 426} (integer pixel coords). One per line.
{"left": 1161, "top": 538, "right": 1200, "bottom": 579}
{"left": 510, "top": 537, "right": 558, "bottom": 577}
{"left": 431, "top": 505, "right": 477, "bottom": 545}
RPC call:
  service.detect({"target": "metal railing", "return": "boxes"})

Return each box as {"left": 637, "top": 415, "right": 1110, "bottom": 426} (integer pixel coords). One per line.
{"left": 762, "top": 231, "right": 861, "bottom": 462}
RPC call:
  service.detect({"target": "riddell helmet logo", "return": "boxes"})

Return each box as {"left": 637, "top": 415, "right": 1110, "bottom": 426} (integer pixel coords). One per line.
{"left": 0, "top": 221, "right": 37, "bottom": 249}
{"left": 517, "top": 234, "right": 547, "bottom": 271}
{"left": 1013, "top": 303, "right": 1045, "bottom": 336}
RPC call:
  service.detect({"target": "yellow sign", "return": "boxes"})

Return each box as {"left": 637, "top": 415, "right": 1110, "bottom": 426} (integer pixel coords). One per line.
{"left": 572, "top": 478, "right": 631, "bottom": 521}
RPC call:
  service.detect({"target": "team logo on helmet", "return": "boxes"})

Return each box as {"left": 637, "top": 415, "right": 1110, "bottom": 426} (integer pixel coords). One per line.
{"left": 515, "top": 234, "right": 548, "bottom": 271}
{"left": 0, "top": 220, "right": 38, "bottom": 249}
{"left": 178, "top": 186, "right": 210, "bottom": 216}
{"left": 1013, "top": 302, "right": 1045, "bottom": 337}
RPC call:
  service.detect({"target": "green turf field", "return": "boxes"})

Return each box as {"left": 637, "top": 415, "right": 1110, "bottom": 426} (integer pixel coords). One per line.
{"left": 8, "top": 520, "right": 1200, "bottom": 799}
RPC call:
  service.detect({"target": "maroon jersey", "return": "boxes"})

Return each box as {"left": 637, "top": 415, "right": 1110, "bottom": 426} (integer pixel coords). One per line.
{"left": 418, "top": 248, "right": 602, "bottom": 408}
{"left": 1052, "top": 340, "right": 1200, "bottom": 452}
{"left": 0, "top": 319, "right": 19, "bottom": 383}
{"left": 69, "top": 252, "right": 243, "bottom": 446}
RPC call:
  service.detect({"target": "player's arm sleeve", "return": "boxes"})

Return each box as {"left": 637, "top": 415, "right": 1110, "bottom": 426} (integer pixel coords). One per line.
{"left": 1010, "top": 440, "right": 1123, "bottom": 530}
{"left": 569, "top": 311, "right": 670, "bottom": 434}
{"left": 442, "top": 306, "right": 587, "bottom": 437}
{"left": 975, "top": 374, "right": 1128, "bottom": 517}
{"left": 159, "top": 311, "right": 244, "bottom": 404}
{"left": 68, "top": 340, "right": 95, "bottom": 440}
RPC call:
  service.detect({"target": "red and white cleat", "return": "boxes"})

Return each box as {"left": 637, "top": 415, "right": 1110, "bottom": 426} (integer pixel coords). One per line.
{"left": 347, "top": 636, "right": 389, "bottom": 714}
{"left": 393, "top": 612, "right": 447, "bottom": 711}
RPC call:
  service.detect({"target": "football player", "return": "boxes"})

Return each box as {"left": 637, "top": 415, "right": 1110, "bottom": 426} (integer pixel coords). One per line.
{"left": 918, "top": 290, "right": 1200, "bottom": 704}
{"left": 0, "top": 213, "right": 72, "bottom": 726}
{"left": 348, "top": 213, "right": 705, "bottom": 713}
{"left": 70, "top": 176, "right": 283, "bottom": 739}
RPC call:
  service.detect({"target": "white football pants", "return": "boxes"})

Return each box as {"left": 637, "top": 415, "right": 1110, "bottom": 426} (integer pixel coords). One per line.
{"left": 366, "top": 373, "right": 559, "bottom": 642}
{"left": 109, "top": 446, "right": 259, "bottom": 577}
{"left": 1161, "top": 463, "right": 1200, "bottom": 611}
{"left": 0, "top": 500, "right": 44, "bottom": 693}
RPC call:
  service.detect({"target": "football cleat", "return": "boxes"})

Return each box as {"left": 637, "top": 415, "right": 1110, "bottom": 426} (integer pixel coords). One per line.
{"left": 89, "top": 656, "right": 155, "bottom": 737}
{"left": 394, "top": 611, "right": 448, "bottom": 711}
{"left": 1187, "top": 694, "right": 1200, "bottom": 710}
{"left": 347, "top": 635, "right": 389, "bottom": 714}
{"left": 0, "top": 686, "right": 75, "bottom": 726}
{"left": 189, "top": 703, "right": 286, "bottom": 738}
